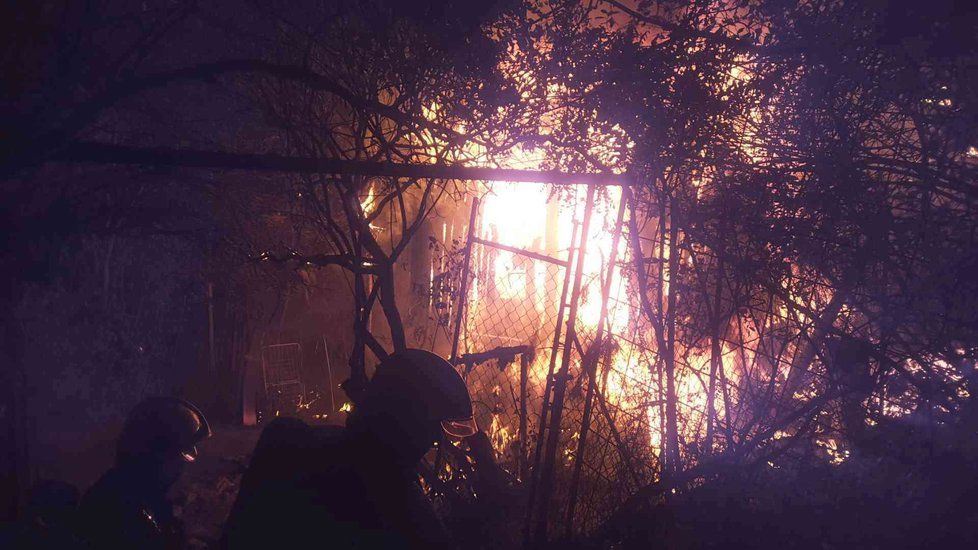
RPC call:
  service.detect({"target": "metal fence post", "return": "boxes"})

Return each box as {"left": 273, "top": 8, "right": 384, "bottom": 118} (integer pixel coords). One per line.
{"left": 532, "top": 185, "right": 596, "bottom": 546}
{"left": 564, "top": 189, "right": 627, "bottom": 535}
{"left": 523, "top": 220, "right": 579, "bottom": 548}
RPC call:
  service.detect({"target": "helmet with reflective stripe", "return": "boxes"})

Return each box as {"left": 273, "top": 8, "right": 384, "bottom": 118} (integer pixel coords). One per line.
{"left": 116, "top": 397, "right": 212, "bottom": 464}
{"left": 359, "top": 349, "right": 476, "bottom": 438}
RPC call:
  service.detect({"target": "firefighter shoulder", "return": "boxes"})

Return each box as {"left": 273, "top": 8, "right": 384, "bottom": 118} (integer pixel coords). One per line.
{"left": 221, "top": 349, "right": 476, "bottom": 550}
{"left": 77, "top": 397, "right": 210, "bottom": 550}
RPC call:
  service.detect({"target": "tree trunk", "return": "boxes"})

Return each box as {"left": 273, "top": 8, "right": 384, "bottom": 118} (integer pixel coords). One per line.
{"left": 705, "top": 258, "right": 724, "bottom": 453}
{"left": 663, "top": 194, "right": 681, "bottom": 473}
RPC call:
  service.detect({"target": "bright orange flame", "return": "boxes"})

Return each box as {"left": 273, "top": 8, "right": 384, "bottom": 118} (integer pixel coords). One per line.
{"left": 473, "top": 180, "right": 751, "bottom": 463}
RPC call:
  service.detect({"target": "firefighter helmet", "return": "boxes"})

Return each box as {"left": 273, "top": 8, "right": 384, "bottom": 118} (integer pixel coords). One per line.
{"left": 116, "top": 397, "right": 211, "bottom": 464}
{"left": 363, "top": 349, "right": 477, "bottom": 438}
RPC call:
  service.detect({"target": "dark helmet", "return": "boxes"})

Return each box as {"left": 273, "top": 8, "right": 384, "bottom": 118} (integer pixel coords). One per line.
{"left": 357, "top": 349, "right": 477, "bottom": 439}
{"left": 116, "top": 397, "right": 211, "bottom": 464}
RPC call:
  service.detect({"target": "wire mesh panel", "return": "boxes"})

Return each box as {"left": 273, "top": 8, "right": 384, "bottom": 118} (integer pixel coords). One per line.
{"left": 442, "top": 188, "right": 657, "bottom": 538}
{"left": 564, "top": 289, "right": 662, "bottom": 532}
{"left": 434, "top": 187, "right": 771, "bottom": 539}
{"left": 417, "top": 193, "right": 578, "bottom": 549}
{"left": 422, "top": 184, "right": 877, "bottom": 542}
{"left": 261, "top": 343, "right": 304, "bottom": 417}
{"left": 455, "top": 234, "right": 570, "bottom": 478}
{"left": 262, "top": 343, "right": 302, "bottom": 385}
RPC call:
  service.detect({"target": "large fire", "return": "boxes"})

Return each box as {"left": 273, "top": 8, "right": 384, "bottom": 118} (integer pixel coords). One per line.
{"left": 468, "top": 181, "right": 669, "bottom": 465}
{"left": 404, "top": 29, "right": 850, "bottom": 522}
{"left": 457, "top": 177, "right": 768, "bottom": 478}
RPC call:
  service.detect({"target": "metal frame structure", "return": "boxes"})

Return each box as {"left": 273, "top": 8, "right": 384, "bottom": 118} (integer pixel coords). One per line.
{"left": 446, "top": 187, "right": 636, "bottom": 545}
{"left": 260, "top": 342, "right": 305, "bottom": 417}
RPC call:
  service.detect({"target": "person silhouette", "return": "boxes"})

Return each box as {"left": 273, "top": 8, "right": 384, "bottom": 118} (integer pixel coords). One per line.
{"left": 76, "top": 397, "right": 211, "bottom": 549}
{"left": 221, "top": 349, "right": 477, "bottom": 549}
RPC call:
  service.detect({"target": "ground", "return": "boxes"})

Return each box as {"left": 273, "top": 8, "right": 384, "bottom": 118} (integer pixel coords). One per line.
{"left": 171, "top": 425, "right": 262, "bottom": 548}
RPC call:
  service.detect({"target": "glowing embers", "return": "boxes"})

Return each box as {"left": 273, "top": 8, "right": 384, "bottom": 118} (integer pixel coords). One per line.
{"left": 359, "top": 180, "right": 379, "bottom": 216}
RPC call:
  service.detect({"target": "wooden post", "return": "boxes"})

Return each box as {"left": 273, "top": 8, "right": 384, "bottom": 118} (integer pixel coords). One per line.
{"left": 450, "top": 197, "right": 479, "bottom": 364}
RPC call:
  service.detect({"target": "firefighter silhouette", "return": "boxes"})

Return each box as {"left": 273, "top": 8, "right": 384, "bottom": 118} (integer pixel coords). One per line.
{"left": 222, "top": 349, "right": 477, "bottom": 549}
{"left": 77, "top": 397, "right": 211, "bottom": 549}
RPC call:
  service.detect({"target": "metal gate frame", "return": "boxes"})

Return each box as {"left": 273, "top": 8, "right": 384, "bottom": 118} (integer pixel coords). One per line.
{"left": 446, "top": 187, "right": 629, "bottom": 545}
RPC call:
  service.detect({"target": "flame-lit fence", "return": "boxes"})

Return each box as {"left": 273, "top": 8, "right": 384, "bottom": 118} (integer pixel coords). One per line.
{"left": 448, "top": 197, "right": 572, "bottom": 481}
{"left": 428, "top": 185, "right": 853, "bottom": 544}
{"left": 430, "top": 190, "right": 670, "bottom": 541}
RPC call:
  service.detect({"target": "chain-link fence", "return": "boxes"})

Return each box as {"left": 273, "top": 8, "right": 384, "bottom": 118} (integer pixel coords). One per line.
{"left": 416, "top": 186, "right": 902, "bottom": 543}
{"left": 453, "top": 224, "right": 571, "bottom": 480}
{"left": 429, "top": 191, "right": 660, "bottom": 538}
{"left": 426, "top": 188, "right": 846, "bottom": 539}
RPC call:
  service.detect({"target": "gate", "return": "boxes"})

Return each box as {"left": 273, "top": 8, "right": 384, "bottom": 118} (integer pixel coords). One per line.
{"left": 446, "top": 196, "right": 575, "bottom": 482}
{"left": 439, "top": 187, "right": 646, "bottom": 544}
